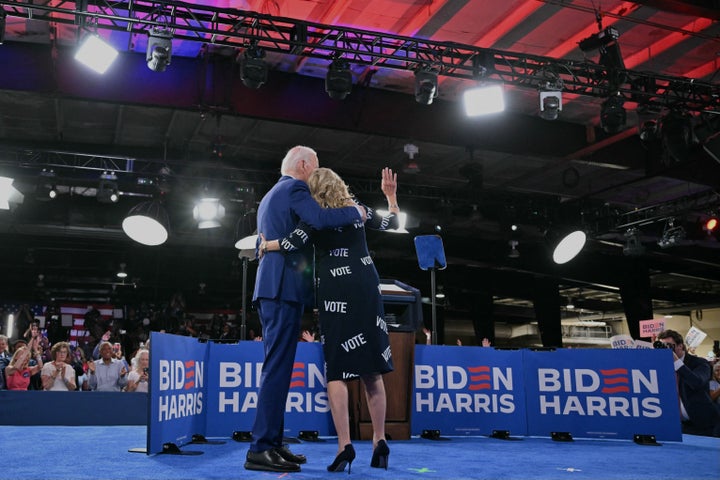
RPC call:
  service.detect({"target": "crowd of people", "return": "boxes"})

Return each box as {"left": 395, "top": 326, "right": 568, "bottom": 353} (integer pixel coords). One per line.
{"left": 0, "top": 327, "right": 149, "bottom": 393}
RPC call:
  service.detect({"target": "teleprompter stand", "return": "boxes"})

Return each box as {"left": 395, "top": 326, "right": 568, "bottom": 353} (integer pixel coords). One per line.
{"left": 413, "top": 235, "right": 447, "bottom": 345}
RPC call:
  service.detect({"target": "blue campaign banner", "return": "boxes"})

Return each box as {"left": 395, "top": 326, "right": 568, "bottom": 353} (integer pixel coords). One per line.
{"left": 204, "top": 341, "right": 335, "bottom": 437}
{"left": 148, "top": 332, "right": 209, "bottom": 454}
{"left": 522, "top": 348, "right": 682, "bottom": 441}
{"left": 412, "top": 345, "right": 527, "bottom": 436}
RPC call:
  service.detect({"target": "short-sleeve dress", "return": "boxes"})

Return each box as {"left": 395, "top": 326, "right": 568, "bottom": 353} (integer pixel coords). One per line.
{"left": 281, "top": 203, "right": 397, "bottom": 381}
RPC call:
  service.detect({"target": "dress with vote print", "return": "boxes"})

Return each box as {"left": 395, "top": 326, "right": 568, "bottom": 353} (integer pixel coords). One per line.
{"left": 281, "top": 204, "right": 397, "bottom": 381}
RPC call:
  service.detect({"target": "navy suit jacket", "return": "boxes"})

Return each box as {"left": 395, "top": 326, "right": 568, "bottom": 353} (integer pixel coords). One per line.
{"left": 252, "top": 176, "right": 361, "bottom": 304}
{"left": 678, "top": 353, "right": 720, "bottom": 429}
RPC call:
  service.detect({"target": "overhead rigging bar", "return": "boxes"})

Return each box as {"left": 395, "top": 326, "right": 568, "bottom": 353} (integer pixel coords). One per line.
{"left": 0, "top": 0, "right": 717, "bottom": 112}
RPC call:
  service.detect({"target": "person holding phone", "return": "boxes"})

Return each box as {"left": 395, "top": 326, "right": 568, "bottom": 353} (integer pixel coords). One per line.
{"left": 126, "top": 349, "right": 149, "bottom": 393}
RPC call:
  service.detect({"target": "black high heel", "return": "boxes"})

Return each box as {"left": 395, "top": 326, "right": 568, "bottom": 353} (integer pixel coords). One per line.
{"left": 327, "top": 444, "right": 355, "bottom": 473}
{"left": 370, "top": 439, "right": 390, "bottom": 469}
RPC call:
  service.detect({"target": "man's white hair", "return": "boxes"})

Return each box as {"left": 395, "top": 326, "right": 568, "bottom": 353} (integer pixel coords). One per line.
{"left": 281, "top": 146, "right": 317, "bottom": 175}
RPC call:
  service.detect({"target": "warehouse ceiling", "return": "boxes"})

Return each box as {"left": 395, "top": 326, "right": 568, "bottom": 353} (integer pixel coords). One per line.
{"left": 0, "top": 0, "right": 719, "bottom": 336}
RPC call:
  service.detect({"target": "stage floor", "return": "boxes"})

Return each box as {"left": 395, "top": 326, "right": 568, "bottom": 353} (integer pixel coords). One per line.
{"left": 3, "top": 426, "right": 719, "bottom": 479}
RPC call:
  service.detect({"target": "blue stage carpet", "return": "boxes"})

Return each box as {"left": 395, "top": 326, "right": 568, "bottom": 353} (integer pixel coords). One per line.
{"left": 2, "top": 426, "right": 718, "bottom": 480}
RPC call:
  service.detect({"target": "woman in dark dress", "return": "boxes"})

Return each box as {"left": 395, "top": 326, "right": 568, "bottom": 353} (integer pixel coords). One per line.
{"left": 259, "top": 167, "right": 399, "bottom": 472}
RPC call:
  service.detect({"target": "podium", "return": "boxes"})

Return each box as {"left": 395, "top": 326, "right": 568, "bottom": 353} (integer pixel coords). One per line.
{"left": 348, "top": 280, "right": 421, "bottom": 440}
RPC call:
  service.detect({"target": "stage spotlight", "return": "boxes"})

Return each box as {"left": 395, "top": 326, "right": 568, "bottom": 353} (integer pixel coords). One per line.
{"left": 463, "top": 85, "right": 504, "bottom": 117}
{"left": 539, "top": 89, "right": 562, "bottom": 121}
{"left": 508, "top": 240, "right": 520, "bottom": 259}
{"left": 552, "top": 229, "right": 587, "bottom": 264}
{"left": 75, "top": 34, "right": 118, "bottom": 74}
{"left": 623, "top": 227, "right": 645, "bottom": 256}
{"left": 122, "top": 200, "right": 169, "bottom": 246}
{"left": 97, "top": 172, "right": 119, "bottom": 203}
{"left": 579, "top": 27, "right": 619, "bottom": 53}
{"left": 116, "top": 263, "right": 128, "bottom": 279}
{"left": 240, "top": 45, "right": 268, "bottom": 89}
{"left": 662, "top": 110, "right": 697, "bottom": 164}
{"left": 0, "top": 175, "right": 22, "bottom": 210}
{"left": 703, "top": 215, "right": 718, "bottom": 234}
{"left": 639, "top": 119, "right": 660, "bottom": 143}
{"left": 37, "top": 183, "right": 57, "bottom": 201}
{"left": 657, "top": 218, "right": 685, "bottom": 248}
{"left": 579, "top": 27, "right": 625, "bottom": 69}
{"left": 414, "top": 70, "right": 438, "bottom": 105}
{"left": 36, "top": 169, "right": 58, "bottom": 201}
{"left": 193, "top": 198, "right": 226, "bottom": 229}
{"left": 325, "top": 59, "right": 352, "bottom": 100}
{"left": 600, "top": 94, "right": 626, "bottom": 134}
{"left": 146, "top": 28, "right": 173, "bottom": 72}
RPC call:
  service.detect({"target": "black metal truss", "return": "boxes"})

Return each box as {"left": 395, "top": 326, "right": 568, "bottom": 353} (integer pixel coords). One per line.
{"left": 0, "top": 0, "right": 717, "bottom": 112}
{"left": 614, "top": 189, "right": 720, "bottom": 230}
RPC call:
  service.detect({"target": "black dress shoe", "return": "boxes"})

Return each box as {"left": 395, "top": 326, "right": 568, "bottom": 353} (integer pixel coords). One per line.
{"left": 245, "top": 449, "right": 301, "bottom": 472}
{"left": 277, "top": 445, "right": 307, "bottom": 464}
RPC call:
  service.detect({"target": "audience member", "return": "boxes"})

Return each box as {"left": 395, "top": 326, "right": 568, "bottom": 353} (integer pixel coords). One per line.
{"left": 25, "top": 322, "right": 50, "bottom": 362}
{"left": 11, "top": 338, "right": 28, "bottom": 352}
{"left": 0, "top": 334, "right": 9, "bottom": 390}
{"left": 126, "top": 349, "right": 149, "bottom": 393}
{"left": 710, "top": 362, "right": 720, "bottom": 405}
{"left": 217, "top": 323, "right": 236, "bottom": 343}
{"left": 0, "top": 335, "right": 9, "bottom": 359}
{"left": 87, "top": 341, "right": 128, "bottom": 391}
{"left": 656, "top": 329, "right": 720, "bottom": 436}
{"left": 5, "top": 346, "right": 43, "bottom": 390}
{"left": 14, "top": 304, "right": 35, "bottom": 343}
{"left": 71, "top": 347, "right": 90, "bottom": 391}
{"left": 41, "top": 342, "right": 76, "bottom": 391}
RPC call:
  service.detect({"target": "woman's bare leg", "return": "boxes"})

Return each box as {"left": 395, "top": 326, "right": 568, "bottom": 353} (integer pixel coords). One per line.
{"left": 361, "top": 373, "right": 387, "bottom": 447}
{"left": 327, "top": 380, "right": 351, "bottom": 453}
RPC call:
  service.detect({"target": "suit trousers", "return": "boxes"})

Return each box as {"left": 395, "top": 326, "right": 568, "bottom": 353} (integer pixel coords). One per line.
{"left": 249, "top": 298, "right": 303, "bottom": 452}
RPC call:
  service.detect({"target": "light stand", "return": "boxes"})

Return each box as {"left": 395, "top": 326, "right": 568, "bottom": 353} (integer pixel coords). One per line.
{"left": 235, "top": 234, "right": 258, "bottom": 341}
{"left": 413, "top": 235, "right": 447, "bottom": 345}
{"left": 429, "top": 265, "right": 439, "bottom": 345}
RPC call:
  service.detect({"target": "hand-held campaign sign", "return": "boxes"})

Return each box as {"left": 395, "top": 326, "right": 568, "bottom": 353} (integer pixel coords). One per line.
{"left": 639, "top": 319, "right": 665, "bottom": 338}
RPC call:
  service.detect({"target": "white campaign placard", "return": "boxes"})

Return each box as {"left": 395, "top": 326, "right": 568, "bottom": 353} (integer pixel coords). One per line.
{"left": 639, "top": 318, "right": 665, "bottom": 338}
{"left": 610, "top": 334, "right": 635, "bottom": 349}
{"left": 634, "top": 340, "right": 653, "bottom": 349}
{"left": 684, "top": 326, "right": 707, "bottom": 349}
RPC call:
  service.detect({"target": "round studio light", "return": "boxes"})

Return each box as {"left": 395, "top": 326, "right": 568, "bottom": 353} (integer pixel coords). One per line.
{"left": 122, "top": 201, "right": 169, "bottom": 246}
{"left": 552, "top": 230, "right": 586, "bottom": 264}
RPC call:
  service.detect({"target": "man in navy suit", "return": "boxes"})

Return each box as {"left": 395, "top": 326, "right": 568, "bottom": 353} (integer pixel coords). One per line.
{"left": 245, "top": 146, "right": 366, "bottom": 472}
{"left": 657, "top": 329, "right": 720, "bottom": 437}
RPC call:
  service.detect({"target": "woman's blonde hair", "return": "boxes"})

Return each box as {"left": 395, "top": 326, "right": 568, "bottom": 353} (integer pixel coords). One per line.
{"left": 9, "top": 346, "right": 30, "bottom": 368}
{"left": 307, "top": 168, "right": 353, "bottom": 208}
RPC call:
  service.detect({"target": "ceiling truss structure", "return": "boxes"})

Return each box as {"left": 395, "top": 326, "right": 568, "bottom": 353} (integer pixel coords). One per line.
{"left": 0, "top": 0, "right": 718, "bottom": 113}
